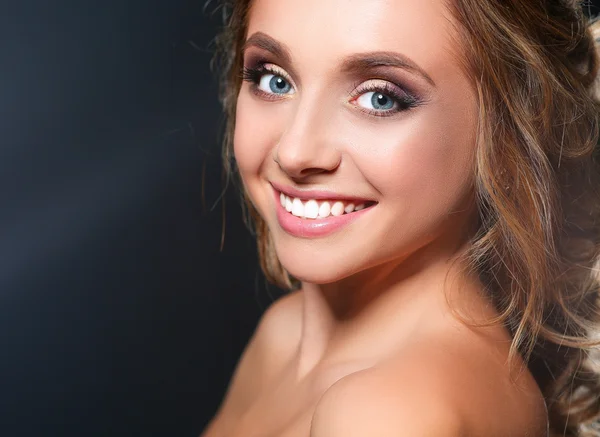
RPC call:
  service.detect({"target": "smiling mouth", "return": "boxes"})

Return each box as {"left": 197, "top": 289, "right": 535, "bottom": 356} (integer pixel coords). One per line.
{"left": 278, "top": 191, "right": 377, "bottom": 220}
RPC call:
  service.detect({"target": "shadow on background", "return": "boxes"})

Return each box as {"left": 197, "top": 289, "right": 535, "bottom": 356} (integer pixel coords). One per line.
{"left": 0, "top": 1, "right": 284, "bottom": 436}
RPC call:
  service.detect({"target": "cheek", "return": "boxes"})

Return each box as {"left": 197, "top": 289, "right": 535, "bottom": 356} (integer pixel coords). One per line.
{"left": 233, "top": 89, "right": 289, "bottom": 198}
{"left": 234, "top": 92, "right": 269, "bottom": 178}
{"left": 233, "top": 89, "right": 291, "bottom": 214}
{"left": 348, "top": 100, "right": 478, "bottom": 218}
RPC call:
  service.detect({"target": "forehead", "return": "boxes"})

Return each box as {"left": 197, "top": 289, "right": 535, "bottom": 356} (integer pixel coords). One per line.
{"left": 246, "top": 0, "right": 462, "bottom": 82}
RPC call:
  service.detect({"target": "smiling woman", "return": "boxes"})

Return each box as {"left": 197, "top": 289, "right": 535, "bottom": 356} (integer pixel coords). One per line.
{"left": 202, "top": 0, "right": 600, "bottom": 436}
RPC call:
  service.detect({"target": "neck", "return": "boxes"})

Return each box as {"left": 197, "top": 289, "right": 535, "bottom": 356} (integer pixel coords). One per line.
{"left": 293, "top": 234, "right": 483, "bottom": 380}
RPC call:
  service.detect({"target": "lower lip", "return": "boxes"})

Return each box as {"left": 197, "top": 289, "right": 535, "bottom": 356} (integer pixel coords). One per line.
{"left": 274, "top": 190, "right": 375, "bottom": 238}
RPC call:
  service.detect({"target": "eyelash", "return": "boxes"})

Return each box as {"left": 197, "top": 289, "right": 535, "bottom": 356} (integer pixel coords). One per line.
{"left": 241, "top": 63, "right": 422, "bottom": 118}
{"left": 352, "top": 81, "right": 420, "bottom": 117}
{"left": 242, "top": 64, "right": 290, "bottom": 101}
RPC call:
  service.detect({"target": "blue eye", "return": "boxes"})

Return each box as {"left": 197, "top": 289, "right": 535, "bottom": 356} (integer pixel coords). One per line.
{"left": 242, "top": 64, "right": 296, "bottom": 96}
{"left": 242, "top": 63, "right": 421, "bottom": 117}
{"left": 356, "top": 92, "right": 396, "bottom": 111}
{"left": 351, "top": 82, "right": 420, "bottom": 117}
{"left": 259, "top": 74, "right": 293, "bottom": 95}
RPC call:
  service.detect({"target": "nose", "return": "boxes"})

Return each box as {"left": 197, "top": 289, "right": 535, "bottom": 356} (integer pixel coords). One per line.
{"left": 274, "top": 97, "right": 342, "bottom": 180}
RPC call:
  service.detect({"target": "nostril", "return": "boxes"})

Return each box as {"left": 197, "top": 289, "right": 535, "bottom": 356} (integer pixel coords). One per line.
{"left": 299, "top": 167, "right": 334, "bottom": 177}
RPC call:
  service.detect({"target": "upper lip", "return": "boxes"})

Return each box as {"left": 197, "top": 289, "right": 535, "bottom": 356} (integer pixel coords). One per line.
{"left": 270, "top": 181, "right": 376, "bottom": 203}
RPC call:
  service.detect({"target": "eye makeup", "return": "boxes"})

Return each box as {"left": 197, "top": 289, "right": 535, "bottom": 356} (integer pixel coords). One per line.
{"left": 240, "top": 58, "right": 425, "bottom": 118}
{"left": 242, "top": 62, "right": 295, "bottom": 101}
{"left": 349, "top": 80, "right": 422, "bottom": 117}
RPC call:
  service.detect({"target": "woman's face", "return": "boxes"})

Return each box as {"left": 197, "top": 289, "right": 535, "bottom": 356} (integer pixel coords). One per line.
{"left": 234, "top": 0, "right": 480, "bottom": 284}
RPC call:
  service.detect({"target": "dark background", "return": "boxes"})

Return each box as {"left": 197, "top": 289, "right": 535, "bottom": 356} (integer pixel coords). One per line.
{"left": 0, "top": 1, "right": 281, "bottom": 436}
{"left": 1, "top": 1, "right": 599, "bottom": 436}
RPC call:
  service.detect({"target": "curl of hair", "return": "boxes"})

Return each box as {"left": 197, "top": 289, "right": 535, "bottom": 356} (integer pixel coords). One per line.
{"left": 210, "top": 0, "right": 600, "bottom": 434}
{"left": 444, "top": 1, "right": 600, "bottom": 435}
{"left": 210, "top": 0, "right": 296, "bottom": 289}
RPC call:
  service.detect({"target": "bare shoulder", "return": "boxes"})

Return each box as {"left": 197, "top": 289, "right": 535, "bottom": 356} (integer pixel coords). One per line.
{"left": 432, "top": 327, "right": 549, "bottom": 437}
{"left": 202, "top": 289, "right": 303, "bottom": 435}
{"left": 311, "top": 329, "right": 548, "bottom": 437}
{"left": 310, "top": 365, "right": 464, "bottom": 437}
{"left": 252, "top": 288, "right": 304, "bottom": 362}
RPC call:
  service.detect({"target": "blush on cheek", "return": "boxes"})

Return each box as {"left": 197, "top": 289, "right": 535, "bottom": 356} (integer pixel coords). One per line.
{"left": 233, "top": 92, "right": 285, "bottom": 216}
{"left": 233, "top": 126, "right": 255, "bottom": 176}
{"left": 234, "top": 105, "right": 264, "bottom": 173}
{"left": 352, "top": 117, "right": 475, "bottom": 218}
{"left": 400, "top": 147, "right": 474, "bottom": 212}
{"left": 233, "top": 124, "right": 263, "bottom": 209}
{"left": 233, "top": 91, "right": 284, "bottom": 176}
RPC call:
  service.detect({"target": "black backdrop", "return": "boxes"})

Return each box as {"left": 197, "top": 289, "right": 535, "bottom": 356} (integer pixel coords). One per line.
{"left": 0, "top": 1, "right": 282, "bottom": 436}
{"left": 1, "top": 1, "right": 599, "bottom": 436}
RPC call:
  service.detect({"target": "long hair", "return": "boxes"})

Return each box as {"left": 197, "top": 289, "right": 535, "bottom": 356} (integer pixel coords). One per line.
{"left": 210, "top": 1, "right": 600, "bottom": 435}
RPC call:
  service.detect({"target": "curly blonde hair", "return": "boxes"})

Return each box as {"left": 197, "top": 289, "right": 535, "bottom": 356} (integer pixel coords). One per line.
{"left": 210, "top": 0, "right": 600, "bottom": 435}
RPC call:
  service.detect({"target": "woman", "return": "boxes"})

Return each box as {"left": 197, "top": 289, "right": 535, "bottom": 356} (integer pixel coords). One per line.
{"left": 202, "top": 0, "right": 600, "bottom": 435}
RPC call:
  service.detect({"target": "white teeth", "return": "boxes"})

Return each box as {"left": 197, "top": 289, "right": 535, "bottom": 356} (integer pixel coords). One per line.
{"left": 330, "top": 201, "right": 345, "bottom": 217}
{"left": 304, "top": 200, "right": 319, "bottom": 219}
{"left": 291, "top": 198, "right": 304, "bottom": 217}
{"left": 318, "top": 201, "right": 331, "bottom": 218}
{"left": 279, "top": 193, "right": 371, "bottom": 219}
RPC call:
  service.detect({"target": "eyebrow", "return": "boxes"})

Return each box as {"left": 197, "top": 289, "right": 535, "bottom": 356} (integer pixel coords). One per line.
{"left": 340, "top": 52, "right": 436, "bottom": 87}
{"left": 242, "top": 32, "right": 436, "bottom": 88}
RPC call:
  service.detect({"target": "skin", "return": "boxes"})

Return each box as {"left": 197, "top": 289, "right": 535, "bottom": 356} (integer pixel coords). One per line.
{"left": 204, "top": 0, "right": 550, "bottom": 435}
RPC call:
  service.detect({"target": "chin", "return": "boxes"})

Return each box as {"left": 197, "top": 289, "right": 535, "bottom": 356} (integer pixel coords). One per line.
{"left": 280, "top": 257, "right": 351, "bottom": 285}
{"left": 271, "top": 235, "right": 376, "bottom": 285}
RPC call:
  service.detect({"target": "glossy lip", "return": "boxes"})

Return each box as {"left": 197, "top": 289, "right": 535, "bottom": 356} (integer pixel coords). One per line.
{"left": 270, "top": 181, "right": 375, "bottom": 203}
{"left": 272, "top": 184, "right": 376, "bottom": 238}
